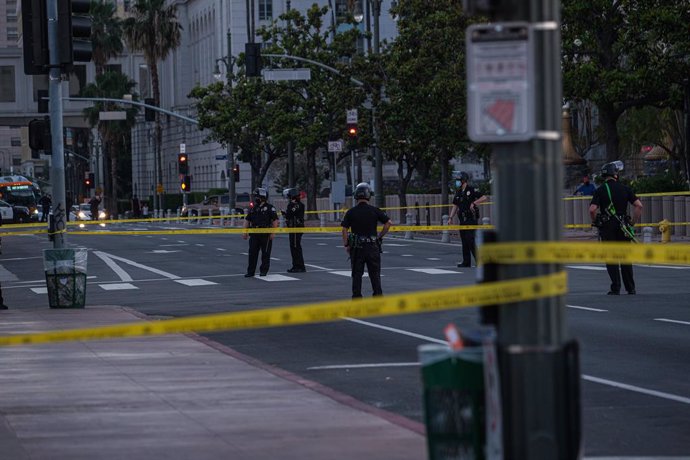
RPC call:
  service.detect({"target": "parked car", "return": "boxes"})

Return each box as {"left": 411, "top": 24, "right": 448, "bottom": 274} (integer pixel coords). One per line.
{"left": 71, "top": 203, "right": 107, "bottom": 222}
{"left": 0, "top": 199, "right": 31, "bottom": 224}
{"left": 181, "top": 193, "right": 252, "bottom": 217}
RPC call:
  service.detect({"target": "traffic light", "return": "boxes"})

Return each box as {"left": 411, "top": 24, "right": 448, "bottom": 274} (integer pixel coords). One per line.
{"left": 21, "top": 0, "right": 49, "bottom": 75}
{"left": 28, "top": 118, "right": 52, "bottom": 151}
{"left": 245, "top": 43, "right": 262, "bottom": 77}
{"left": 233, "top": 164, "right": 240, "bottom": 181}
{"left": 144, "top": 98, "right": 156, "bottom": 122}
{"left": 37, "top": 89, "right": 49, "bottom": 113}
{"left": 181, "top": 175, "right": 191, "bottom": 192}
{"left": 178, "top": 153, "right": 188, "bottom": 175}
{"left": 84, "top": 172, "right": 94, "bottom": 189}
{"left": 57, "top": 0, "right": 93, "bottom": 69}
{"left": 347, "top": 123, "right": 358, "bottom": 138}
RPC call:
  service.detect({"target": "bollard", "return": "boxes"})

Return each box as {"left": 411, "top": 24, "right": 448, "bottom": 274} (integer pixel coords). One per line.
{"left": 320, "top": 213, "right": 326, "bottom": 228}
{"left": 279, "top": 213, "right": 285, "bottom": 228}
{"left": 659, "top": 219, "right": 671, "bottom": 243}
{"left": 642, "top": 227, "right": 653, "bottom": 243}
{"left": 481, "top": 217, "right": 490, "bottom": 226}
{"left": 219, "top": 208, "right": 225, "bottom": 227}
{"left": 426, "top": 202, "right": 431, "bottom": 227}
{"left": 405, "top": 213, "right": 414, "bottom": 240}
{"left": 415, "top": 201, "right": 421, "bottom": 226}
{"left": 442, "top": 214, "right": 450, "bottom": 243}
{"left": 166, "top": 209, "right": 172, "bottom": 224}
{"left": 207, "top": 211, "right": 213, "bottom": 225}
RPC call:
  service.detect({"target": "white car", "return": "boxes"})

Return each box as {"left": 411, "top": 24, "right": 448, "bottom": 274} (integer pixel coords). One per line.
{"left": 71, "top": 203, "right": 107, "bottom": 227}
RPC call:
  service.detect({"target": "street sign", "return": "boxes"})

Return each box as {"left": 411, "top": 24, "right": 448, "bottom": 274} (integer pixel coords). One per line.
{"left": 215, "top": 154, "right": 228, "bottom": 161}
{"left": 466, "top": 23, "right": 535, "bottom": 142}
{"left": 156, "top": 183, "right": 164, "bottom": 194}
{"left": 346, "top": 109, "right": 358, "bottom": 124}
{"left": 180, "top": 143, "right": 186, "bottom": 153}
{"left": 99, "top": 111, "right": 127, "bottom": 121}
{"left": 328, "top": 140, "right": 343, "bottom": 153}
{"left": 263, "top": 68, "right": 312, "bottom": 81}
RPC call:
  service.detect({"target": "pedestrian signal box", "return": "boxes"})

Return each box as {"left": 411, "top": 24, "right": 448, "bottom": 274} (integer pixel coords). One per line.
{"left": 466, "top": 22, "right": 535, "bottom": 142}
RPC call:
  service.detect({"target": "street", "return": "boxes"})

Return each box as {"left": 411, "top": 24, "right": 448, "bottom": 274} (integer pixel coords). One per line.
{"left": 3, "top": 222, "right": 690, "bottom": 457}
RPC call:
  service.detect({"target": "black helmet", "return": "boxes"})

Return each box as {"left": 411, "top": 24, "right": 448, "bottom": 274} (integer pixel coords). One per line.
{"left": 253, "top": 187, "right": 268, "bottom": 200}
{"left": 282, "top": 187, "right": 299, "bottom": 199}
{"left": 459, "top": 171, "right": 470, "bottom": 182}
{"left": 601, "top": 161, "right": 623, "bottom": 178}
{"left": 353, "top": 182, "right": 372, "bottom": 201}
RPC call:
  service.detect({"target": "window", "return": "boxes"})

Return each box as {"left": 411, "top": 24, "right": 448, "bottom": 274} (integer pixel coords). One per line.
{"left": 11, "top": 137, "right": 21, "bottom": 147}
{"left": 0, "top": 66, "right": 16, "bottom": 102}
{"left": 68, "top": 65, "right": 87, "bottom": 97}
{"left": 258, "top": 0, "right": 272, "bottom": 20}
{"left": 105, "top": 64, "right": 122, "bottom": 74}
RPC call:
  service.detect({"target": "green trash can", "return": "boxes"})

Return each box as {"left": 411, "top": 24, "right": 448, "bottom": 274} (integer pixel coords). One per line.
{"left": 419, "top": 344, "right": 486, "bottom": 460}
{"left": 43, "top": 248, "right": 88, "bottom": 309}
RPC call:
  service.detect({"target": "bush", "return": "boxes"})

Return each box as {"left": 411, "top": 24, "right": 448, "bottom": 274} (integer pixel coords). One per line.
{"left": 629, "top": 171, "right": 689, "bottom": 194}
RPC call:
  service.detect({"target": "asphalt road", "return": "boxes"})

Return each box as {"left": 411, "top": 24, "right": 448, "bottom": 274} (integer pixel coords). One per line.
{"left": 3, "top": 221, "right": 689, "bottom": 457}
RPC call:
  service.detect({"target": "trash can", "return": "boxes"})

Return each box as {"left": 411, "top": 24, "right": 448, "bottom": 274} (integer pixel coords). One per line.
{"left": 419, "top": 343, "right": 486, "bottom": 460}
{"left": 43, "top": 248, "right": 88, "bottom": 309}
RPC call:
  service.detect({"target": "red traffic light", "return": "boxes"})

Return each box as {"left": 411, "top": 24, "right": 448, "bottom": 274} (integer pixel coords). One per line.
{"left": 347, "top": 124, "right": 357, "bottom": 137}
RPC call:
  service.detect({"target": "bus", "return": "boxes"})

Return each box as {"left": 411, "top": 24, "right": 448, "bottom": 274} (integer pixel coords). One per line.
{"left": 0, "top": 175, "right": 41, "bottom": 220}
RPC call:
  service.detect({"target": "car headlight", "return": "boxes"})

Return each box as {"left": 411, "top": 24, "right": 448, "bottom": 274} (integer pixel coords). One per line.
{"left": 78, "top": 211, "right": 86, "bottom": 219}
{"left": 32, "top": 209, "right": 39, "bottom": 215}
{"left": 99, "top": 211, "right": 106, "bottom": 219}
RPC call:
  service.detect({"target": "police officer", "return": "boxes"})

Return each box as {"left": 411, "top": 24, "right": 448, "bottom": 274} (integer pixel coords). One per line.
{"left": 589, "top": 161, "right": 643, "bottom": 295}
{"left": 341, "top": 183, "right": 392, "bottom": 298}
{"left": 243, "top": 188, "right": 279, "bottom": 277}
{"left": 283, "top": 188, "right": 306, "bottom": 273}
{"left": 449, "top": 172, "right": 487, "bottom": 267}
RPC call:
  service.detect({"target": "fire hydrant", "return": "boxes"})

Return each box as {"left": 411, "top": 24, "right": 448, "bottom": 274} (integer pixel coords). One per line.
{"left": 659, "top": 219, "right": 671, "bottom": 243}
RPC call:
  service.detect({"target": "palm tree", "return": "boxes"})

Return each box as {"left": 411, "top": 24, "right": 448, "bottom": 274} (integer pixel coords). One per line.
{"left": 123, "top": 0, "right": 182, "bottom": 210}
{"left": 82, "top": 71, "right": 139, "bottom": 215}
{"left": 90, "top": 0, "right": 124, "bottom": 77}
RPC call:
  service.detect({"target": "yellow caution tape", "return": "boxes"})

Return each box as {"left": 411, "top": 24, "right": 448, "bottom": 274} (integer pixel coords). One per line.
{"left": 0, "top": 271, "right": 567, "bottom": 347}
{"left": 479, "top": 241, "right": 690, "bottom": 266}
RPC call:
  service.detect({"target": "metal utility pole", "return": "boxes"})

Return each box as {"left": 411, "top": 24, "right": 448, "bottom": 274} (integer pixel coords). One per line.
{"left": 47, "top": 0, "right": 65, "bottom": 248}
{"left": 225, "top": 30, "right": 236, "bottom": 210}
{"left": 372, "top": 0, "right": 384, "bottom": 208}
{"left": 465, "top": 0, "right": 579, "bottom": 458}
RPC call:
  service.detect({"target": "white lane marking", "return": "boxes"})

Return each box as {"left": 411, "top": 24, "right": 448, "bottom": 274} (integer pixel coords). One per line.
{"left": 99, "top": 283, "right": 138, "bottom": 291}
{"left": 654, "top": 318, "right": 690, "bottom": 326}
{"left": 159, "top": 243, "right": 188, "bottom": 247}
{"left": 87, "top": 276, "right": 97, "bottom": 279}
{"left": 177, "top": 240, "right": 186, "bottom": 243}
{"left": 195, "top": 244, "right": 204, "bottom": 247}
{"left": 583, "top": 375, "right": 690, "bottom": 405}
{"left": 92, "top": 251, "right": 133, "bottom": 282}
{"left": 308, "top": 362, "right": 419, "bottom": 370}
{"left": 0, "top": 265, "right": 19, "bottom": 282}
{"left": 270, "top": 257, "right": 280, "bottom": 261}
{"left": 30, "top": 287, "right": 48, "bottom": 294}
{"left": 94, "top": 251, "right": 180, "bottom": 280}
{"left": 567, "top": 304, "right": 608, "bottom": 312}
{"left": 317, "top": 243, "right": 328, "bottom": 246}
{"left": 400, "top": 254, "right": 414, "bottom": 257}
{"left": 149, "top": 250, "right": 180, "bottom": 254}
{"left": 174, "top": 279, "right": 218, "bottom": 287}
{"left": 0, "top": 256, "right": 43, "bottom": 261}
{"left": 305, "top": 263, "right": 334, "bottom": 271}
{"left": 343, "top": 317, "right": 446, "bottom": 345}
{"left": 257, "top": 274, "right": 298, "bottom": 282}
{"left": 426, "top": 257, "right": 441, "bottom": 261}
{"left": 384, "top": 243, "right": 410, "bottom": 247}
{"left": 330, "top": 271, "right": 370, "bottom": 278}
{"left": 345, "top": 317, "right": 690, "bottom": 406}
{"left": 12, "top": 279, "right": 45, "bottom": 284}
{"left": 216, "top": 248, "right": 227, "bottom": 251}
{"left": 640, "top": 264, "right": 690, "bottom": 270}
{"left": 241, "top": 252, "right": 248, "bottom": 256}
{"left": 566, "top": 265, "right": 607, "bottom": 271}
{"left": 408, "top": 268, "right": 460, "bottom": 275}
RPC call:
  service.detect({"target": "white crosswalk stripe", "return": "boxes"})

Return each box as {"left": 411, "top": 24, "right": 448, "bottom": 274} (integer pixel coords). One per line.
{"left": 99, "top": 283, "right": 138, "bottom": 291}
{"left": 174, "top": 279, "right": 218, "bottom": 286}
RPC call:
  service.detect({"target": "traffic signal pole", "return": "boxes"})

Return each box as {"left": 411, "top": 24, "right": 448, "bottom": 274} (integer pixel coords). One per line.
{"left": 47, "top": 0, "right": 65, "bottom": 248}
{"left": 486, "top": 0, "right": 579, "bottom": 457}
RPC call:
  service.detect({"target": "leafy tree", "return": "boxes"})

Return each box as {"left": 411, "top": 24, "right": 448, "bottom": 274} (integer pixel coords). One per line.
{"left": 562, "top": 0, "right": 690, "bottom": 162}
{"left": 379, "top": 0, "right": 473, "bottom": 212}
{"left": 123, "top": 0, "right": 182, "bottom": 207}
{"left": 90, "top": 0, "right": 123, "bottom": 77}
{"left": 81, "top": 72, "right": 139, "bottom": 214}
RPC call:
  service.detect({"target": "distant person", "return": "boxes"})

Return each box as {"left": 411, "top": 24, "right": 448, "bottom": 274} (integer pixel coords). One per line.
{"left": 283, "top": 187, "right": 306, "bottom": 273}
{"left": 142, "top": 203, "right": 150, "bottom": 218}
{"left": 574, "top": 175, "right": 596, "bottom": 196}
{"left": 449, "top": 172, "right": 487, "bottom": 267}
{"left": 131, "top": 195, "right": 141, "bottom": 218}
{"left": 39, "top": 194, "right": 51, "bottom": 222}
{"left": 89, "top": 195, "right": 101, "bottom": 220}
{"left": 243, "top": 188, "right": 278, "bottom": 277}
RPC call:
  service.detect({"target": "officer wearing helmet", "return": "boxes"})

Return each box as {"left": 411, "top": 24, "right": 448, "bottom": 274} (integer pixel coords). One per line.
{"left": 341, "top": 182, "right": 392, "bottom": 298}
{"left": 589, "top": 161, "right": 643, "bottom": 295}
{"left": 449, "top": 172, "right": 487, "bottom": 267}
{"left": 243, "top": 187, "right": 279, "bottom": 277}
{"left": 283, "top": 187, "right": 306, "bottom": 273}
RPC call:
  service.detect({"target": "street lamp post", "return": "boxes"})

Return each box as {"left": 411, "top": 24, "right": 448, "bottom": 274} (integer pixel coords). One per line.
{"left": 214, "top": 30, "right": 237, "bottom": 211}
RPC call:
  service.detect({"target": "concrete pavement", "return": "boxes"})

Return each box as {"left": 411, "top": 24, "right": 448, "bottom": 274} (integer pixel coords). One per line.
{"left": 0, "top": 306, "right": 425, "bottom": 460}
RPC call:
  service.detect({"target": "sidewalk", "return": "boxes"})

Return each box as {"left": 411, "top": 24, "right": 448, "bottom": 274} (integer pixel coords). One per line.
{"left": 0, "top": 306, "right": 425, "bottom": 460}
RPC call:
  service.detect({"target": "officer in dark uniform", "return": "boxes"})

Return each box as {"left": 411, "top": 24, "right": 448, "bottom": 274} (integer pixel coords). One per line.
{"left": 283, "top": 188, "right": 306, "bottom": 273}
{"left": 589, "top": 161, "right": 643, "bottom": 295}
{"left": 449, "top": 172, "right": 487, "bottom": 267}
{"left": 341, "top": 183, "right": 392, "bottom": 298}
{"left": 243, "top": 188, "right": 279, "bottom": 277}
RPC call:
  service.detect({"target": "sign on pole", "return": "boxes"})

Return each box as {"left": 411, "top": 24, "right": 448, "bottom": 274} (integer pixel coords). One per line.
{"left": 328, "top": 140, "right": 343, "bottom": 153}
{"left": 346, "top": 109, "right": 358, "bottom": 124}
{"left": 180, "top": 143, "right": 186, "bottom": 153}
{"left": 466, "top": 23, "right": 535, "bottom": 142}
{"left": 99, "top": 111, "right": 127, "bottom": 121}
{"left": 263, "top": 68, "right": 312, "bottom": 81}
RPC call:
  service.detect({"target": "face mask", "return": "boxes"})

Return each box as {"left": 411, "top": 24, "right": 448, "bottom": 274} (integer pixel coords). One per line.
{"left": 455, "top": 180, "right": 462, "bottom": 188}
